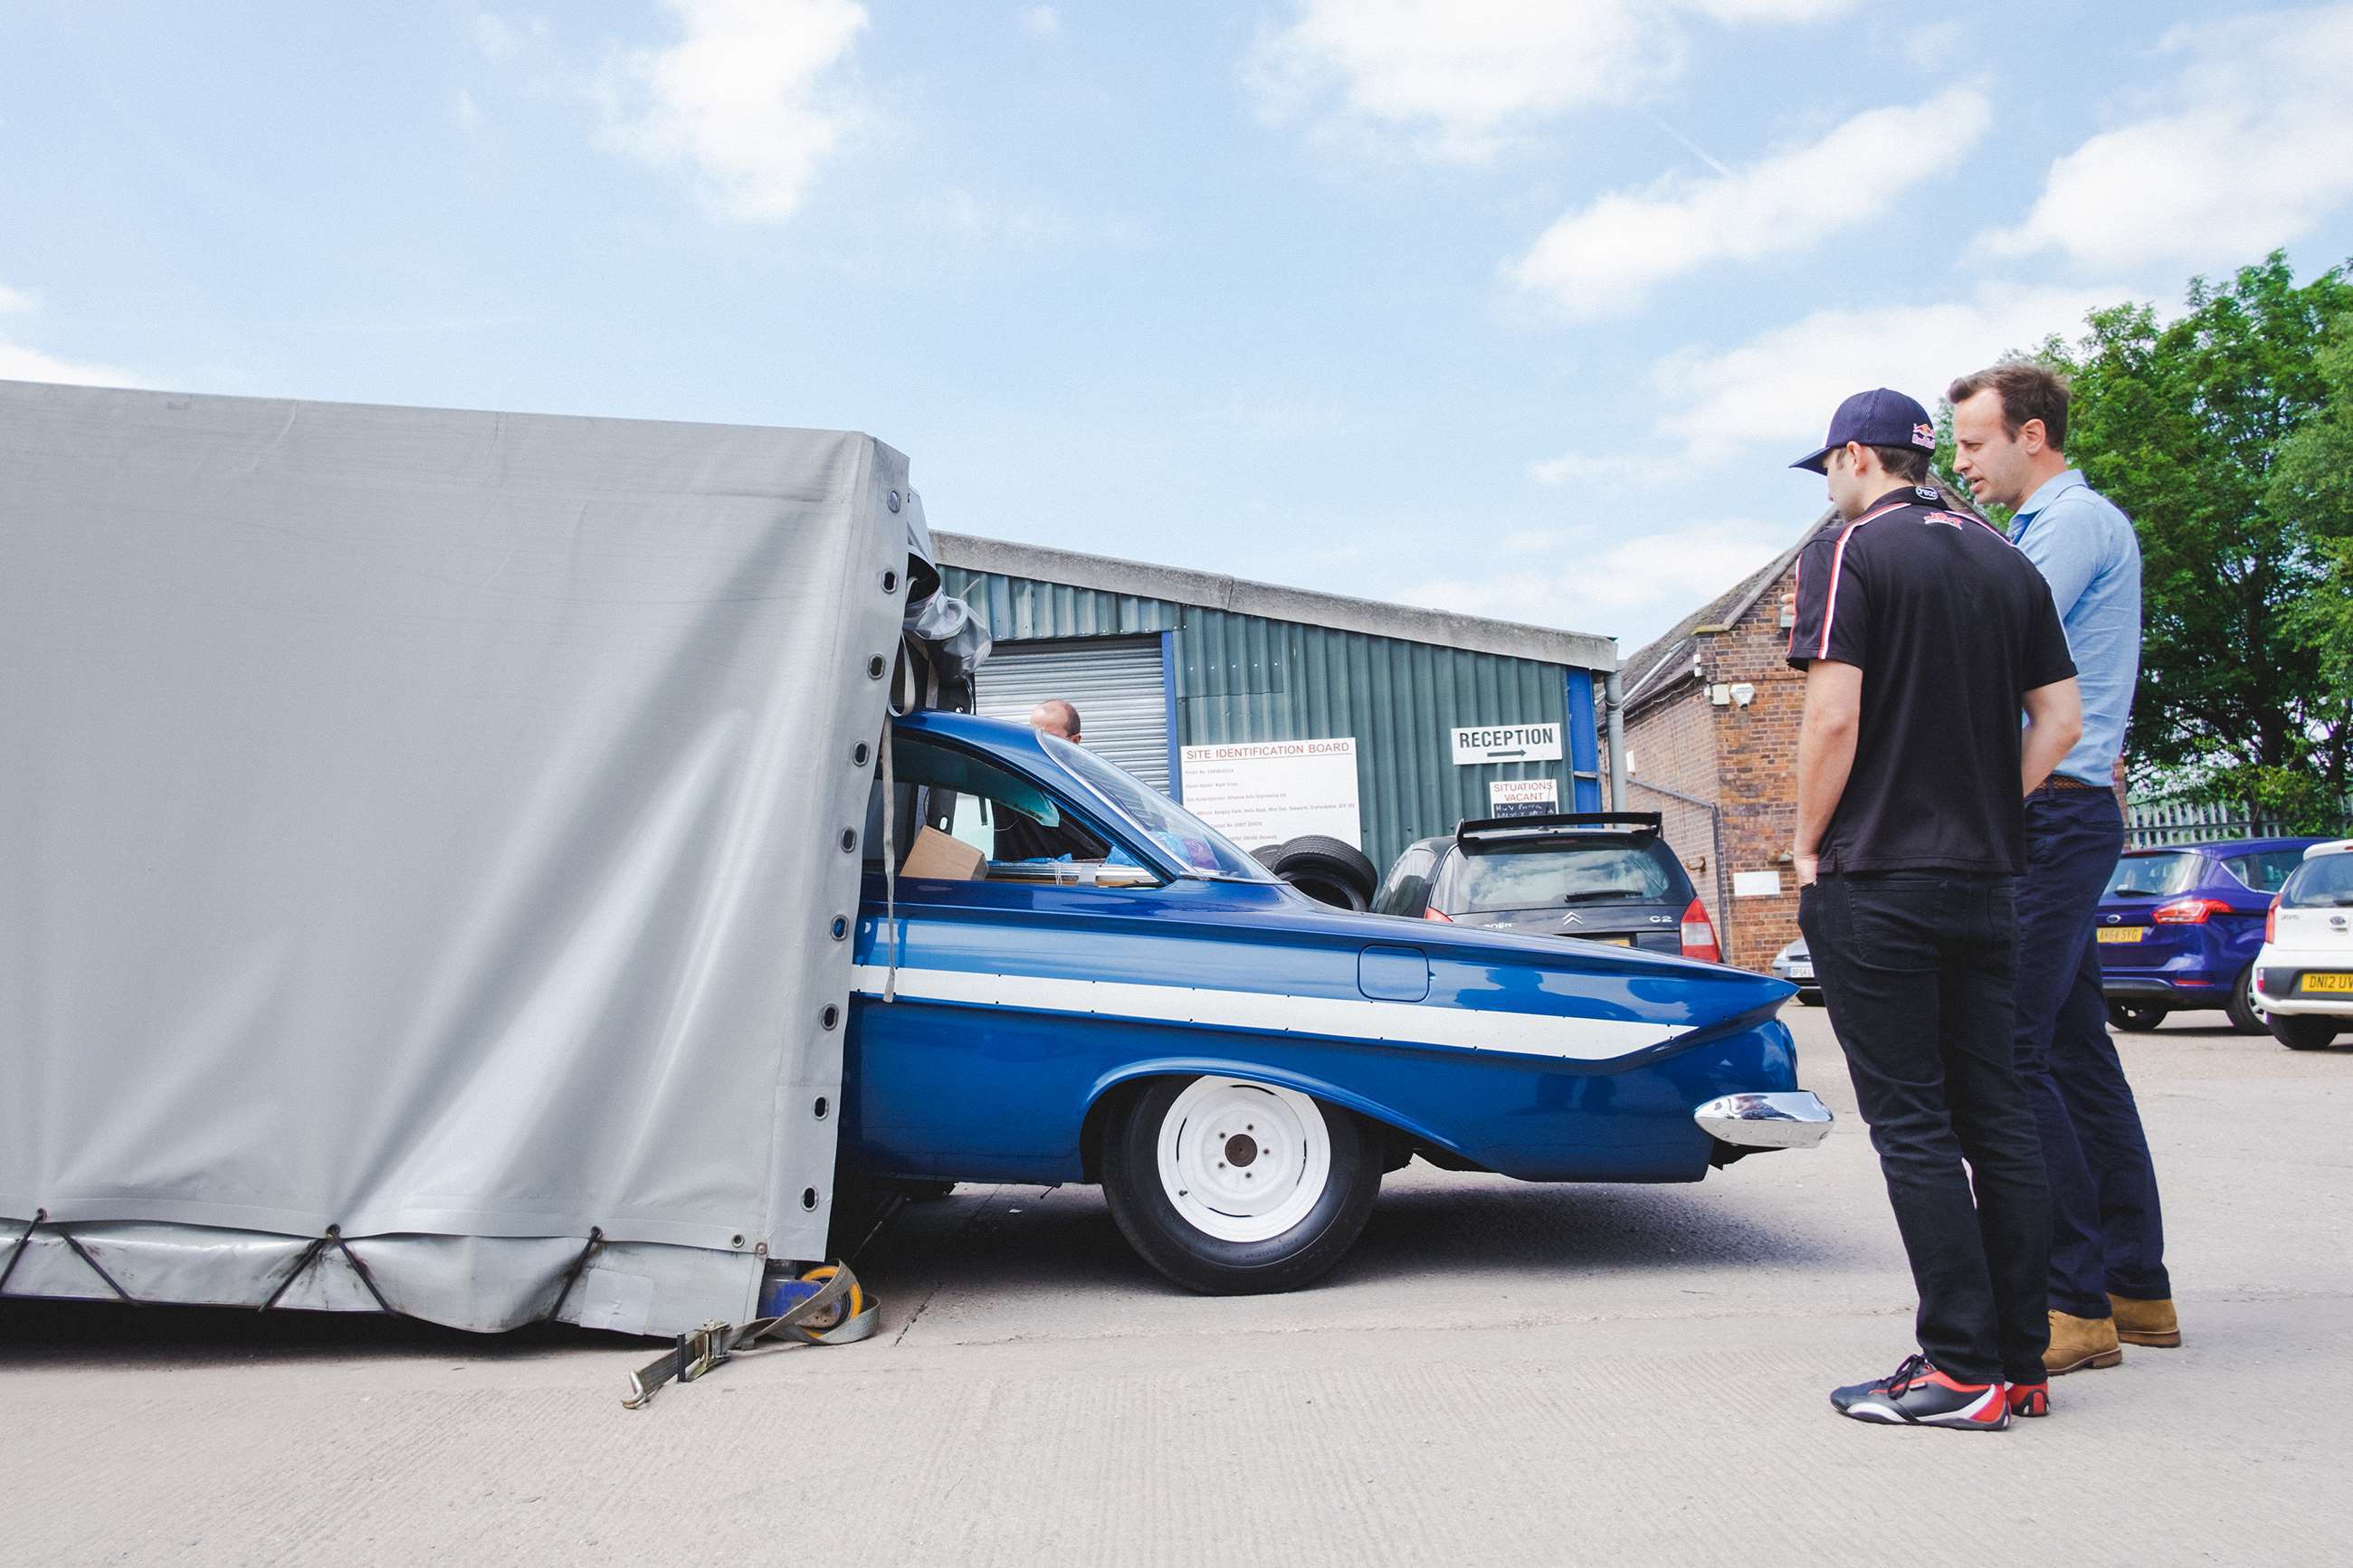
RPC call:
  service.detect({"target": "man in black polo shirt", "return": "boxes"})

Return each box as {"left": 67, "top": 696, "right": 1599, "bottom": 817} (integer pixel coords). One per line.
{"left": 1786, "top": 387, "right": 2084, "bottom": 1431}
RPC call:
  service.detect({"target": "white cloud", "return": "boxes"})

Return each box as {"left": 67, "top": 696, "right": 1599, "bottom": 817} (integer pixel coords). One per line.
{"left": 1509, "top": 88, "right": 1991, "bottom": 318}
{"left": 0, "top": 282, "right": 139, "bottom": 386}
{"left": 1982, "top": 5, "right": 2353, "bottom": 271}
{"left": 1527, "top": 450, "right": 1653, "bottom": 487}
{"left": 1901, "top": 19, "right": 1965, "bottom": 70}
{"left": 1648, "top": 280, "right": 2133, "bottom": 455}
{"left": 1189, "top": 391, "right": 1350, "bottom": 439}
{"left": 453, "top": 89, "right": 484, "bottom": 135}
{"left": 1405, "top": 518, "right": 1794, "bottom": 634}
{"left": 471, "top": 12, "right": 548, "bottom": 62}
{"left": 1019, "top": 5, "right": 1061, "bottom": 36}
{"left": 1243, "top": 0, "right": 1855, "bottom": 164}
{"left": 598, "top": 0, "right": 871, "bottom": 223}
{"left": 0, "top": 343, "right": 138, "bottom": 385}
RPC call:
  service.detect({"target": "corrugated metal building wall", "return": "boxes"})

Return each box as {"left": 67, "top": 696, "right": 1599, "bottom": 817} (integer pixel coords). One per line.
{"left": 937, "top": 541, "right": 1613, "bottom": 874}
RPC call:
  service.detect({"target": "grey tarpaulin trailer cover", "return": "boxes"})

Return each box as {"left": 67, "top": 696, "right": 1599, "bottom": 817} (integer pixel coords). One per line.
{"left": 0, "top": 380, "right": 933, "bottom": 1335}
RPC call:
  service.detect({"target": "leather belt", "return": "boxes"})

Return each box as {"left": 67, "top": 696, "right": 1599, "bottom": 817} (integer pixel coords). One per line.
{"left": 2038, "top": 775, "right": 2098, "bottom": 791}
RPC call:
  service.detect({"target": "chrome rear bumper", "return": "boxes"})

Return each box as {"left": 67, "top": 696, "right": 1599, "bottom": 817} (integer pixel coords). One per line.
{"left": 1692, "top": 1091, "right": 1834, "bottom": 1150}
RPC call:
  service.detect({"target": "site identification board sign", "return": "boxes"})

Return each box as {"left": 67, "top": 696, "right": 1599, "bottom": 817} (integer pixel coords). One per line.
{"left": 1451, "top": 722, "right": 1563, "bottom": 765}
{"left": 1178, "top": 737, "right": 1363, "bottom": 849}
{"left": 1487, "top": 778, "right": 1559, "bottom": 818}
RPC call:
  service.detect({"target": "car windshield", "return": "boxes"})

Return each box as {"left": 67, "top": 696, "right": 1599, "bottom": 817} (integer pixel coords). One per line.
{"left": 2105, "top": 852, "right": 2200, "bottom": 898}
{"left": 1041, "top": 734, "right": 1276, "bottom": 881}
{"left": 1451, "top": 837, "right": 1684, "bottom": 913}
{"left": 2282, "top": 852, "right": 2353, "bottom": 908}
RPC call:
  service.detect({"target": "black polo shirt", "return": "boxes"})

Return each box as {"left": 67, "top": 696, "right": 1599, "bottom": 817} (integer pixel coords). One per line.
{"left": 1787, "top": 484, "right": 2077, "bottom": 876}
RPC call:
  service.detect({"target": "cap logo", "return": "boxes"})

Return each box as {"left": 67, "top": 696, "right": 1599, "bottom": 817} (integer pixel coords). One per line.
{"left": 1911, "top": 422, "right": 1936, "bottom": 449}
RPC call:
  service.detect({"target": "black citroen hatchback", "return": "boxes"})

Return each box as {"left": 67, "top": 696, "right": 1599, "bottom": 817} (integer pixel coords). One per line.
{"left": 1370, "top": 813, "right": 1720, "bottom": 961}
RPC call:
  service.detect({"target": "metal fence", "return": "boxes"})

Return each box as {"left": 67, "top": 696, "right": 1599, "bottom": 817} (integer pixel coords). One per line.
{"left": 2125, "top": 797, "right": 2352, "bottom": 848}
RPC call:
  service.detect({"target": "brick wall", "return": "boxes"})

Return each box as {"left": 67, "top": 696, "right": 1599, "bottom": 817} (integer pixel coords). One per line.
{"left": 1609, "top": 565, "right": 1808, "bottom": 973}
{"left": 1707, "top": 578, "right": 1806, "bottom": 971}
{"left": 1615, "top": 678, "right": 1723, "bottom": 930}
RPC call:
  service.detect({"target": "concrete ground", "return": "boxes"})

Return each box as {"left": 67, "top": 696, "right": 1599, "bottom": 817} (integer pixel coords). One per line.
{"left": 5, "top": 1007, "right": 2348, "bottom": 1567}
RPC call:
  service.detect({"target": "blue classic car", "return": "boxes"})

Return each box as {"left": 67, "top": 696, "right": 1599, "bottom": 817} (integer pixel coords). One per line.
{"left": 844, "top": 710, "right": 1830, "bottom": 1294}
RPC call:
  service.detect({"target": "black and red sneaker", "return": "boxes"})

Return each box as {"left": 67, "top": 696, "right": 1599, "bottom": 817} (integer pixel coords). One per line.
{"left": 1830, "top": 1354, "right": 2009, "bottom": 1430}
{"left": 2007, "top": 1382, "right": 2050, "bottom": 1418}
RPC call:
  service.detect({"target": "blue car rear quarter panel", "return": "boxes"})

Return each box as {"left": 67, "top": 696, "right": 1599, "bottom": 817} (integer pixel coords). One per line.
{"left": 846, "top": 879, "right": 1797, "bottom": 1189}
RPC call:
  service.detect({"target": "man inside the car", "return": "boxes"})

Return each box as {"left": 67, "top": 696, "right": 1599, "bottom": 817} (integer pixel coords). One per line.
{"left": 994, "top": 698, "right": 1109, "bottom": 863}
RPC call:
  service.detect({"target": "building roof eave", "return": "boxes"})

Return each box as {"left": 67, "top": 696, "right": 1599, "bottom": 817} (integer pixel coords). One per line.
{"left": 933, "top": 530, "right": 1619, "bottom": 671}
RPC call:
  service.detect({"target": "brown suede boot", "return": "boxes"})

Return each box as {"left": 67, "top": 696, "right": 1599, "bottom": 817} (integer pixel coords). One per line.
{"left": 2109, "top": 1294, "right": 2182, "bottom": 1347}
{"left": 2044, "top": 1310, "right": 2124, "bottom": 1375}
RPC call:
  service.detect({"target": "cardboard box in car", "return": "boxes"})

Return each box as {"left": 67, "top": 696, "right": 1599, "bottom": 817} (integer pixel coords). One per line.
{"left": 900, "top": 826, "right": 986, "bottom": 881}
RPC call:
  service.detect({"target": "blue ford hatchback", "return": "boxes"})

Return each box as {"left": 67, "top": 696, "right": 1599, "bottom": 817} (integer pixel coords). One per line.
{"left": 2097, "top": 837, "right": 2324, "bottom": 1032}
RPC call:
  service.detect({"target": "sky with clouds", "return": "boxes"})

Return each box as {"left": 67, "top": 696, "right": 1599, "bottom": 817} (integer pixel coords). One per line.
{"left": 5, "top": 0, "right": 2351, "bottom": 652}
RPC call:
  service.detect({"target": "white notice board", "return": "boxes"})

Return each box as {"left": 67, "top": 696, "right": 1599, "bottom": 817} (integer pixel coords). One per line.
{"left": 1178, "top": 738, "right": 1363, "bottom": 849}
{"left": 1487, "top": 778, "right": 1559, "bottom": 817}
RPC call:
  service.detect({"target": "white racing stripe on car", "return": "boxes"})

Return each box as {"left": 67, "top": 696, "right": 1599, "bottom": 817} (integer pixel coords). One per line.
{"left": 847, "top": 965, "right": 1677, "bottom": 1063}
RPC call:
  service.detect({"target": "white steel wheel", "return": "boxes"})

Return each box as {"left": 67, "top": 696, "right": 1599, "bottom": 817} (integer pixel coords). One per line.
{"left": 1100, "top": 1074, "right": 1385, "bottom": 1295}
{"left": 1154, "top": 1078, "right": 1331, "bottom": 1244}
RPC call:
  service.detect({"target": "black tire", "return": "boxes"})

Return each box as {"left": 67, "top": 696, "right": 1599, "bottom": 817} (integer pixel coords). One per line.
{"left": 1248, "top": 844, "right": 1284, "bottom": 866}
{"left": 1100, "top": 1076, "right": 1383, "bottom": 1296}
{"left": 2270, "top": 1014, "right": 2341, "bottom": 1051}
{"left": 2224, "top": 965, "right": 2269, "bottom": 1035}
{"left": 2107, "top": 1002, "right": 2166, "bottom": 1033}
{"left": 1796, "top": 990, "right": 1824, "bottom": 1007}
{"left": 1265, "top": 834, "right": 1379, "bottom": 912}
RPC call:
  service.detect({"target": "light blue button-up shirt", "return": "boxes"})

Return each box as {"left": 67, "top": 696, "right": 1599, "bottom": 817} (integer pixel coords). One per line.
{"left": 2010, "top": 469, "right": 2140, "bottom": 785}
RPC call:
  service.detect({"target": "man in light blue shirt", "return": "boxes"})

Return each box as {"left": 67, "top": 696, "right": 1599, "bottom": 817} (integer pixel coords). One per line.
{"left": 2008, "top": 471, "right": 2139, "bottom": 786}
{"left": 1951, "top": 364, "right": 2176, "bottom": 1394}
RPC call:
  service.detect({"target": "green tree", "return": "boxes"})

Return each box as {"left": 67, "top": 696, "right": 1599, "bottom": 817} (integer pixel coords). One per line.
{"left": 2054, "top": 252, "right": 2353, "bottom": 822}
{"left": 2268, "top": 307, "right": 2353, "bottom": 770}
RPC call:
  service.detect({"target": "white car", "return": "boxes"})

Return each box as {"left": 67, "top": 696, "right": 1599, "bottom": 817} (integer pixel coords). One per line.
{"left": 2252, "top": 840, "right": 2353, "bottom": 1050}
{"left": 1770, "top": 936, "right": 1823, "bottom": 1004}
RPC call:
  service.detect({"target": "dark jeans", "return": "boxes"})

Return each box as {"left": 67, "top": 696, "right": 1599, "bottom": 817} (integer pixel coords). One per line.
{"left": 2015, "top": 787, "right": 2172, "bottom": 1315}
{"left": 1801, "top": 872, "right": 2051, "bottom": 1384}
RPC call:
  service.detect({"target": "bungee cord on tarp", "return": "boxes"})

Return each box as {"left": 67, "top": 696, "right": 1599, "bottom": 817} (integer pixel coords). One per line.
{"left": 0, "top": 1209, "right": 137, "bottom": 1303}
{"left": 258, "top": 1224, "right": 394, "bottom": 1315}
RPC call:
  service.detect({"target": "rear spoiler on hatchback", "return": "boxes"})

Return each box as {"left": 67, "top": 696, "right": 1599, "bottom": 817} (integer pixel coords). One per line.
{"left": 1456, "top": 812, "right": 1663, "bottom": 843}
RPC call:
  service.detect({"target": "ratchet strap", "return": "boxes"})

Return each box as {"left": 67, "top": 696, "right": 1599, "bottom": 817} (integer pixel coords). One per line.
{"left": 622, "top": 1262, "right": 880, "bottom": 1409}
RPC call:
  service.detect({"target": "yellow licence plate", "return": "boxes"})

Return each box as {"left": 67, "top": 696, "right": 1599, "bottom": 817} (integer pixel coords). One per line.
{"left": 1584, "top": 936, "right": 1634, "bottom": 947}
{"left": 2096, "top": 927, "right": 2146, "bottom": 944}
{"left": 2304, "top": 973, "right": 2353, "bottom": 993}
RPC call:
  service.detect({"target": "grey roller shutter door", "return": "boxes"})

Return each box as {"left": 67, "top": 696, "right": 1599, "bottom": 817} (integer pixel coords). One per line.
{"left": 975, "top": 636, "right": 1173, "bottom": 794}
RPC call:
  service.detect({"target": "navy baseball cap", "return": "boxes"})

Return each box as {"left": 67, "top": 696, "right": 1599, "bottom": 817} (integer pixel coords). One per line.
{"left": 1791, "top": 387, "right": 1938, "bottom": 473}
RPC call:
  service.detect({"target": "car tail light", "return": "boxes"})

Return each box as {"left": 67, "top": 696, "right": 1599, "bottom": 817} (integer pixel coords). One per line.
{"left": 2152, "top": 897, "right": 2232, "bottom": 925}
{"left": 1680, "top": 898, "right": 1720, "bottom": 962}
{"left": 1422, "top": 906, "right": 1453, "bottom": 923}
{"left": 2265, "top": 895, "right": 2280, "bottom": 944}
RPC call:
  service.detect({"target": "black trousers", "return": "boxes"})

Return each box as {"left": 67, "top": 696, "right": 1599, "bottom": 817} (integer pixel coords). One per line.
{"left": 1801, "top": 871, "right": 2052, "bottom": 1384}
{"left": 2014, "top": 787, "right": 2171, "bottom": 1316}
